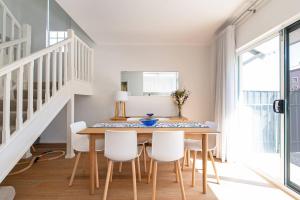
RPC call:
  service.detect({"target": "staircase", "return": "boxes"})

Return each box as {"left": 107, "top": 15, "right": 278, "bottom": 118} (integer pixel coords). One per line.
{"left": 0, "top": 82, "right": 52, "bottom": 140}
{"left": 0, "top": 0, "right": 94, "bottom": 182}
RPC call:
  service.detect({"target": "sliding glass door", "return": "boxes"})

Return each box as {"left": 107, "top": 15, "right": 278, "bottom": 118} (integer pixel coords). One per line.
{"left": 237, "top": 20, "right": 300, "bottom": 194}
{"left": 284, "top": 22, "right": 300, "bottom": 192}
{"left": 238, "top": 35, "right": 282, "bottom": 180}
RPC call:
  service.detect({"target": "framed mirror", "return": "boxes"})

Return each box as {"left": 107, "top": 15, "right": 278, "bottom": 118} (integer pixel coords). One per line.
{"left": 121, "top": 71, "right": 179, "bottom": 96}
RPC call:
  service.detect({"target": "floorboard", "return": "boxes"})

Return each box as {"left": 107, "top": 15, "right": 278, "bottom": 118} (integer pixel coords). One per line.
{"left": 1, "top": 144, "right": 294, "bottom": 200}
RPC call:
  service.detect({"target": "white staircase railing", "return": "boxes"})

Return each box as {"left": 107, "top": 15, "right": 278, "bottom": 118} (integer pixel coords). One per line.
{"left": 0, "top": 0, "right": 22, "bottom": 43}
{"left": 74, "top": 35, "right": 94, "bottom": 82}
{"left": 0, "top": 25, "right": 31, "bottom": 66}
{"left": 0, "top": 29, "right": 93, "bottom": 152}
{"left": 0, "top": 0, "right": 31, "bottom": 66}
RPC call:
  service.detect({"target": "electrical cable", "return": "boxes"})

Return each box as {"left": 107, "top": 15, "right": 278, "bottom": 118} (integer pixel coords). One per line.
{"left": 8, "top": 150, "right": 65, "bottom": 176}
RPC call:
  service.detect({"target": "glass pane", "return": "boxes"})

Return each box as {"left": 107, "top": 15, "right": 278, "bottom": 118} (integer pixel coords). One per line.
{"left": 143, "top": 72, "right": 178, "bottom": 95}
{"left": 238, "top": 36, "right": 282, "bottom": 180}
{"left": 57, "top": 31, "right": 65, "bottom": 38}
{"left": 49, "top": 38, "right": 57, "bottom": 46}
{"left": 49, "top": 31, "right": 57, "bottom": 38}
{"left": 288, "top": 28, "right": 300, "bottom": 187}
{"left": 120, "top": 71, "right": 178, "bottom": 96}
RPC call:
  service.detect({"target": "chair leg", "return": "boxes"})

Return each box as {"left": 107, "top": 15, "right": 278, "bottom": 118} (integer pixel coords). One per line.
{"left": 192, "top": 151, "right": 197, "bottom": 187}
{"left": 175, "top": 161, "right": 179, "bottom": 183}
{"left": 143, "top": 144, "right": 147, "bottom": 173}
{"left": 147, "top": 158, "right": 153, "bottom": 184}
{"left": 110, "top": 162, "right": 114, "bottom": 182}
{"left": 95, "top": 153, "right": 99, "bottom": 188}
{"left": 119, "top": 162, "right": 123, "bottom": 173}
{"left": 176, "top": 160, "right": 186, "bottom": 200}
{"left": 182, "top": 148, "right": 187, "bottom": 170}
{"left": 208, "top": 151, "right": 220, "bottom": 184}
{"left": 69, "top": 152, "right": 81, "bottom": 186}
{"left": 152, "top": 161, "right": 158, "bottom": 200}
{"left": 137, "top": 156, "right": 142, "bottom": 182}
{"left": 131, "top": 160, "right": 138, "bottom": 200}
{"left": 103, "top": 160, "right": 113, "bottom": 200}
{"left": 187, "top": 150, "right": 191, "bottom": 167}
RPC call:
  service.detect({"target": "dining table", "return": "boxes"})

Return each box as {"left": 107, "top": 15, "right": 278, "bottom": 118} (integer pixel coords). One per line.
{"left": 78, "top": 121, "right": 220, "bottom": 195}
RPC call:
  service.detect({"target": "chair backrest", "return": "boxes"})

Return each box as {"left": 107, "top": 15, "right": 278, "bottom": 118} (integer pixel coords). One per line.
{"left": 205, "top": 121, "right": 217, "bottom": 150}
{"left": 157, "top": 118, "right": 170, "bottom": 121}
{"left": 105, "top": 130, "right": 138, "bottom": 161}
{"left": 127, "top": 117, "right": 170, "bottom": 121}
{"left": 127, "top": 118, "right": 142, "bottom": 121}
{"left": 70, "top": 121, "right": 89, "bottom": 152}
{"left": 151, "top": 131, "right": 184, "bottom": 162}
{"left": 205, "top": 121, "right": 217, "bottom": 129}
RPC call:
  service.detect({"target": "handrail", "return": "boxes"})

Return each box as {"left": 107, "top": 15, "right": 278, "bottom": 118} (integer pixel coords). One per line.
{"left": 0, "top": 38, "right": 72, "bottom": 77}
{"left": 0, "top": 29, "right": 94, "bottom": 150}
{"left": 74, "top": 35, "right": 92, "bottom": 50}
{"left": 0, "top": 0, "right": 21, "bottom": 29}
{"left": 0, "top": 37, "right": 27, "bottom": 50}
{"left": 0, "top": 24, "right": 30, "bottom": 66}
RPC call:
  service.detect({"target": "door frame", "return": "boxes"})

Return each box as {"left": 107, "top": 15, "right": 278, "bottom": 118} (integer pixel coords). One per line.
{"left": 284, "top": 20, "right": 300, "bottom": 193}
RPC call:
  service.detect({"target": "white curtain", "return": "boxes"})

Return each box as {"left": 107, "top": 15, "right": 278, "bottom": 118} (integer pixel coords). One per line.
{"left": 214, "top": 25, "right": 238, "bottom": 162}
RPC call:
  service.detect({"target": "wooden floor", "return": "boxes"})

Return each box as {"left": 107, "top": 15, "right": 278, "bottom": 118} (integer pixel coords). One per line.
{"left": 1, "top": 144, "right": 295, "bottom": 200}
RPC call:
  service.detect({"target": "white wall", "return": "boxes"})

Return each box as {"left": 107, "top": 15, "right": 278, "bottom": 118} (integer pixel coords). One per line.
{"left": 40, "top": 105, "right": 68, "bottom": 143}
{"left": 236, "top": 0, "right": 300, "bottom": 49}
{"left": 41, "top": 44, "right": 216, "bottom": 143}
{"left": 76, "top": 45, "right": 215, "bottom": 124}
{"left": 49, "top": 0, "right": 95, "bottom": 47}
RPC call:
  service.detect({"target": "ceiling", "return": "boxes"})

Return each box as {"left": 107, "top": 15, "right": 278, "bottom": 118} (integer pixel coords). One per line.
{"left": 56, "top": 0, "right": 249, "bottom": 45}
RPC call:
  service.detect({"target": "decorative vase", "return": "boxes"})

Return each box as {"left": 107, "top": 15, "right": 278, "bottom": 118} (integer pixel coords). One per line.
{"left": 178, "top": 105, "right": 182, "bottom": 118}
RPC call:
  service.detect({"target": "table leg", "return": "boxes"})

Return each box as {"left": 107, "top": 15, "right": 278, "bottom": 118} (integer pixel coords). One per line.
{"left": 202, "top": 134, "right": 208, "bottom": 194}
{"left": 89, "top": 135, "right": 96, "bottom": 194}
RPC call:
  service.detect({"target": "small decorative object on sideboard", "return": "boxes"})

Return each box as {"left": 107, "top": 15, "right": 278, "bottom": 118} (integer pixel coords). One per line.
{"left": 139, "top": 113, "right": 158, "bottom": 126}
{"left": 171, "top": 88, "right": 190, "bottom": 118}
{"left": 145, "top": 113, "right": 154, "bottom": 118}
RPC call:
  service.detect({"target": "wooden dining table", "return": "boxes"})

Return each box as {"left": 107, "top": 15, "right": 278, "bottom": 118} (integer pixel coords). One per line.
{"left": 78, "top": 122, "right": 219, "bottom": 195}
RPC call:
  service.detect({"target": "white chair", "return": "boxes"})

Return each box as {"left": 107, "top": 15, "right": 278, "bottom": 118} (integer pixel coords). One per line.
{"left": 69, "top": 121, "right": 104, "bottom": 187}
{"left": 0, "top": 186, "right": 15, "bottom": 200}
{"left": 147, "top": 131, "right": 186, "bottom": 200}
{"left": 119, "top": 118, "right": 148, "bottom": 173}
{"left": 157, "top": 117, "right": 170, "bottom": 121}
{"left": 182, "top": 121, "right": 220, "bottom": 186}
{"left": 127, "top": 117, "right": 142, "bottom": 121}
{"left": 127, "top": 117, "right": 169, "bottom": 121}
{"left": 103, "top": 130, "right": 142, "bottom": 200}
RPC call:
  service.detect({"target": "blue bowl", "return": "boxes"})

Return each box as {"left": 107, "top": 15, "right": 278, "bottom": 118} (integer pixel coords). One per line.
{"left": 140, "top": 118, "right": 158, "bottom": 126}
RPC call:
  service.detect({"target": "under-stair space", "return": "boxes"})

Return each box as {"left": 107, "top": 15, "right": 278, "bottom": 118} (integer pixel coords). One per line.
{"left": 0, "top": 82, "right": 58, "bottom": 143}
{"left": 0, "top": 30, "right": 94, "bottom": 182}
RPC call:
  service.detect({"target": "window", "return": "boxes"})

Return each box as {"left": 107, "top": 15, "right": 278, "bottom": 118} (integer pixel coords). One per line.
{"left": 142, "top": 72, "right": 178, "bottom": 96}
{"left": 48, "top": 31, "right": 68, "bottom": 46}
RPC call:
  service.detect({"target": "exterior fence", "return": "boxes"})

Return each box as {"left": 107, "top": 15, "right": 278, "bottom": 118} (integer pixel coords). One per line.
{"left": 241, "top": 90, "right": 300, "bottom": 153}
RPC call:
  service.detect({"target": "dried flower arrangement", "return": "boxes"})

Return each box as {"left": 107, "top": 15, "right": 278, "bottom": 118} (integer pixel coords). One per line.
{"left": 171, "top": 89, "right": 190, "bottom": 117}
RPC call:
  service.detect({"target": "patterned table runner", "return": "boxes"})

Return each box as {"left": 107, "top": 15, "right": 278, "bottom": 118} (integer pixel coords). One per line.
{"left": 93, "top": 121, "right": 209, "bottom": 128}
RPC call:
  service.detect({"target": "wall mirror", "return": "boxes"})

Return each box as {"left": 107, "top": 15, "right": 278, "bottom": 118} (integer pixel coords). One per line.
{"left": 121, "top": 71, "right": 179, "bottom": 96}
